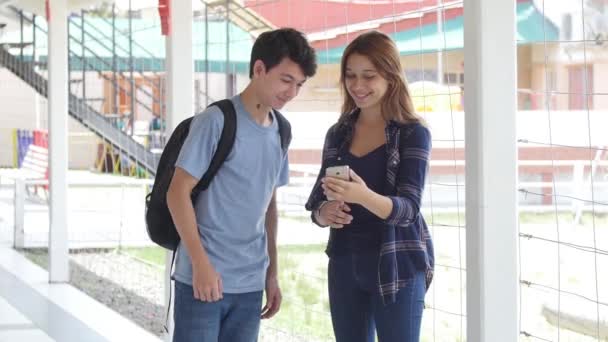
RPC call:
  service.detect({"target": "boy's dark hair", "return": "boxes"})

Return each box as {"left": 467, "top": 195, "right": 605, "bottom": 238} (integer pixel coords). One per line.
{"left": 249, "top": 28, "right": 317, "bottom": 78}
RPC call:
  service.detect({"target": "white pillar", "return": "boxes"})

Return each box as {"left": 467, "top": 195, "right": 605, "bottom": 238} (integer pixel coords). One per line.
{"left": 13, "top": 179, "right": 25, "bottom": 248}
{"left": 166, "top": 0, "right": 194, "bottom": 131}
{"left": 464, "top": 0, "right": 518, "bottom": 340}
{"left": 436, "top": 0, "right": 443, "bottom": 85}
{"left": 47, "top": 0, "right": 69, "bottom": 283}
{"left": 164, "top": 0, "right": 193, "bottom": 339}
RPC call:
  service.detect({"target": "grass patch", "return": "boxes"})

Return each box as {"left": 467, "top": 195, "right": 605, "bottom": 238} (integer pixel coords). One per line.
{"left": 519, "top": 211, "right": 608, "bottom": 226}
{"left": 273, "top": 243, "right": 333, "bottom": 340}
{"left": 122, "top": 247, "right": 166, "bottom": 266}
{"left": 422, "top": 212, "right": 465, "bottom": 227}
{"left": 419, "top": 211, "right": 608, "bottom": 228}
{"left": 122, "top": 244, "right": 332, "bottom": 340}
{"left": 118, "top": 210, "right": 608, "bottom": 340}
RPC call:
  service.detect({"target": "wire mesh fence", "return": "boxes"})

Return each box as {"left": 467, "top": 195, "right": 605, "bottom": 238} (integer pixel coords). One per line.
{"left": 517, "top": 0, "right": 608, "bottom": 340}
{"left": 3, "top": 0, "right": 608, "bottom": 341}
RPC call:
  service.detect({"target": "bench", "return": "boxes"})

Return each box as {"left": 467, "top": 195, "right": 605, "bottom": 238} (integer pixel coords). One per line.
{"left": 19, "top": 143, "right": 49, "bottom": 199}
{"left": 3, "top": 144, "right": 49, "bottom": 200}
{"left": 0, "top": 143, "right": 49, "bottom": 248}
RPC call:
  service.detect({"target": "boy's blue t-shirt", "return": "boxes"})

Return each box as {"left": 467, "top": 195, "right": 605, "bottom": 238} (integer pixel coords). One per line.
{"left": 173, "top": 95, "right": 289, "bottom": 293}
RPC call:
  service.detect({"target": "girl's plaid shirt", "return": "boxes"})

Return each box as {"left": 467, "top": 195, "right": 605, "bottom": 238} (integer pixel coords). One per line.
{"left": 305, "top": 110, "right": 435, "bottom": 305}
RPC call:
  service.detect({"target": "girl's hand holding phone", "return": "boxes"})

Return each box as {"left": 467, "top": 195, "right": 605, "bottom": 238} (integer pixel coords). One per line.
{"left": 322, "top": 169, "right": 370, "bottom": 205}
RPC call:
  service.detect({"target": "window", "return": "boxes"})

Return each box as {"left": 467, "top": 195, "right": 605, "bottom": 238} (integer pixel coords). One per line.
{"left": 444, "top": 72, "right": 464, "bottom": 85}
{"left": 568, "top": 65, "right": 593, "bottom": 110}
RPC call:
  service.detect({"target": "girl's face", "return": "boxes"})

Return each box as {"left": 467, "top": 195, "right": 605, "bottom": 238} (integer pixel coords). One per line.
{"left": 344, "top": 53, "right": 389, "bottom": 114}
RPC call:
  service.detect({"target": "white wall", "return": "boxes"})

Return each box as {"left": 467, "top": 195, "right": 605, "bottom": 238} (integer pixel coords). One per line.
{"left": 594, "top": 63, "right": 608, "bottom": 110}
{"left": 193, "top": 71, "right": 250, "bottom": 111}
{"left": 0, "top": 68, "right": 98, "bottom": 168}
{"left": 2, "top": 68, "right": 249, "bottom": 169}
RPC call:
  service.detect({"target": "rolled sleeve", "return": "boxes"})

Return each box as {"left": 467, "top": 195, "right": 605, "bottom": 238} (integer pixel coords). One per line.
{"left": 305, "top": 127, "right": 335, "bottom": 211}
{"left": 305, "top": 126, "right": 337, "bottom": 227}
{"left": 385, "top": 196, "right": 412, "bottom": 226}
{"left": 310, "top": 201, "right": 329, "bottom": 228}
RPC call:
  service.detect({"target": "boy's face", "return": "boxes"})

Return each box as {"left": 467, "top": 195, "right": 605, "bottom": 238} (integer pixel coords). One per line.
{"left": 253, "top": 58, "right": 307, "bottom": 109}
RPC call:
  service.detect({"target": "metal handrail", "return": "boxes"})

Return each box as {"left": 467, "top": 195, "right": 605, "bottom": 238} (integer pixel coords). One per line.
{"left": 16, "top": 9, "right": 161, "bottom": 118}
{"left": 88, "top": 10, "right": 217, "bottom": 105}
{"left": 68, "top": 17, "right": 161, "bottom": 94}
{"left": 22, "top": 14, "right": 160, "bottom": 118}
{"left": 67, "top": 34, "right": 158, "bottom": 116}
{"left": 0, "top": 46, "right": 159, "bottom": 174}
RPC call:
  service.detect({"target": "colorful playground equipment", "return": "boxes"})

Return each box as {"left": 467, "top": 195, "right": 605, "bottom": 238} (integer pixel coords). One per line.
{"left": 409, "top": 81, "right": 463, "bottom": 112}
{"left": 95, "top": 142, "right": 150, "bottom": 178}
{"left": 14, "top": 128, "right": 149, "bottom": 179}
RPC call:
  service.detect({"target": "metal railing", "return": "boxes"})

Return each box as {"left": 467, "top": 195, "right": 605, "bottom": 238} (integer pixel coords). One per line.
{"left": 0, "top": 44, "right": 159, "bottom": 174}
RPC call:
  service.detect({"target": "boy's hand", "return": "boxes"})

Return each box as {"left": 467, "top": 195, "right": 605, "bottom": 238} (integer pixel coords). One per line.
{"left": 262, "top": 275, "right": 282, "bottom": 319}
{"left": 192, "top": 259, "right": 223, "bottom": 302}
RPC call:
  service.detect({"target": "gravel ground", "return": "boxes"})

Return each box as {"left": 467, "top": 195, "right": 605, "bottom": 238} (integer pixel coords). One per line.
{"left": 21, "top": 248, "right": 167, "bottom": 337}
{"left": 18, "top": 248, "right": 324, "bottom": 341}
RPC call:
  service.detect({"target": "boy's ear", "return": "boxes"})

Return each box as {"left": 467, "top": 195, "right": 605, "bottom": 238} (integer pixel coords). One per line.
{"left": 253, "top": 60, "right": 266, "bottom": 78}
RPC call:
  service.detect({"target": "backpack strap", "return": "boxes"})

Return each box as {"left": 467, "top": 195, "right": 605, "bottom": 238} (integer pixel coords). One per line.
{"left": 273, "top": 109, "right": 292, "bottom": 153}
{"left": 191, "top": 99, "right": 237, "bottom": 198}
{"left": 190, "top": 103, "right": 289, "bottom": 199}
{"left": 163, "top": 249, "right": 177, "bottom": 333}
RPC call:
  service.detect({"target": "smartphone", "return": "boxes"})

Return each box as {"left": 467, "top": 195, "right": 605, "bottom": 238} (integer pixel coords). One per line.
{"left": 325, "top": 165, "right": 350, "bottom": 181}
{"left": 325, "top": 165, "right": 350, "bottom": 201}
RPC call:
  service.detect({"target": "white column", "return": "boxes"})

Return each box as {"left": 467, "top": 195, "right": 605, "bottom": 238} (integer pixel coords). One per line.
{"left": 47, "top": 0, "right": 69, "bottom": 283}
{"left": 166, "top": 0, "right": 194, "bottom": 131}
{"left": 13, "top": 179, "right": 25, "bottom": 248}
{"left": 436, "top": 0, "right": 443, "bottom": 85}
{"left": 164, "top": 0, "right": 193, "bottom": 340}
{"left": 464, "top": 0, "right": 518, "bottom": 340}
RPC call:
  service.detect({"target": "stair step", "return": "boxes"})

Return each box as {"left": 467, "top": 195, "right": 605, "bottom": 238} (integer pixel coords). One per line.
{"left": 1, "top": 43, "right": 159, "bottom": 176}
{"left": 0, "top": 42, "right": 33, "bottom": 49}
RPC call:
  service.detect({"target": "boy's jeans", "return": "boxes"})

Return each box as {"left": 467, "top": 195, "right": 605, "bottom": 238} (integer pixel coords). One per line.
{"left": 173, "top": 281, "right": 263, "bottom": 342}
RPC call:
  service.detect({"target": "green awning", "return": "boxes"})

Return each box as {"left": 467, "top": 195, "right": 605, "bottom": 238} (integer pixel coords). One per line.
{"left": 516, "top": 1, "right": 560, "bottom": 42}
{"left": 317, "top": 1, "right": 559, "bottom": 64}
{"left": 5, "top": 17, "right": 254, "bottom": 73}
{"left": 5, "top": 1, "right": 557, "bottom": 72}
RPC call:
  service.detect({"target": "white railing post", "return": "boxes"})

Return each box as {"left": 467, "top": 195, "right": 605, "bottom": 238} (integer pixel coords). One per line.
{"left": 14, "top": 178, "right": 25, "bottom": 248}
{"left": 47, "top": 0, "right": 70, "bottom": 283}
{"left": 572, "top": 161, "right": 585, "bottom": 224}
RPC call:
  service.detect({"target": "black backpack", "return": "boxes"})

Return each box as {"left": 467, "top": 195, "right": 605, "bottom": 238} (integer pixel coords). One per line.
{"left": 145, "top": 99, "right": 292, "bottom": 251}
